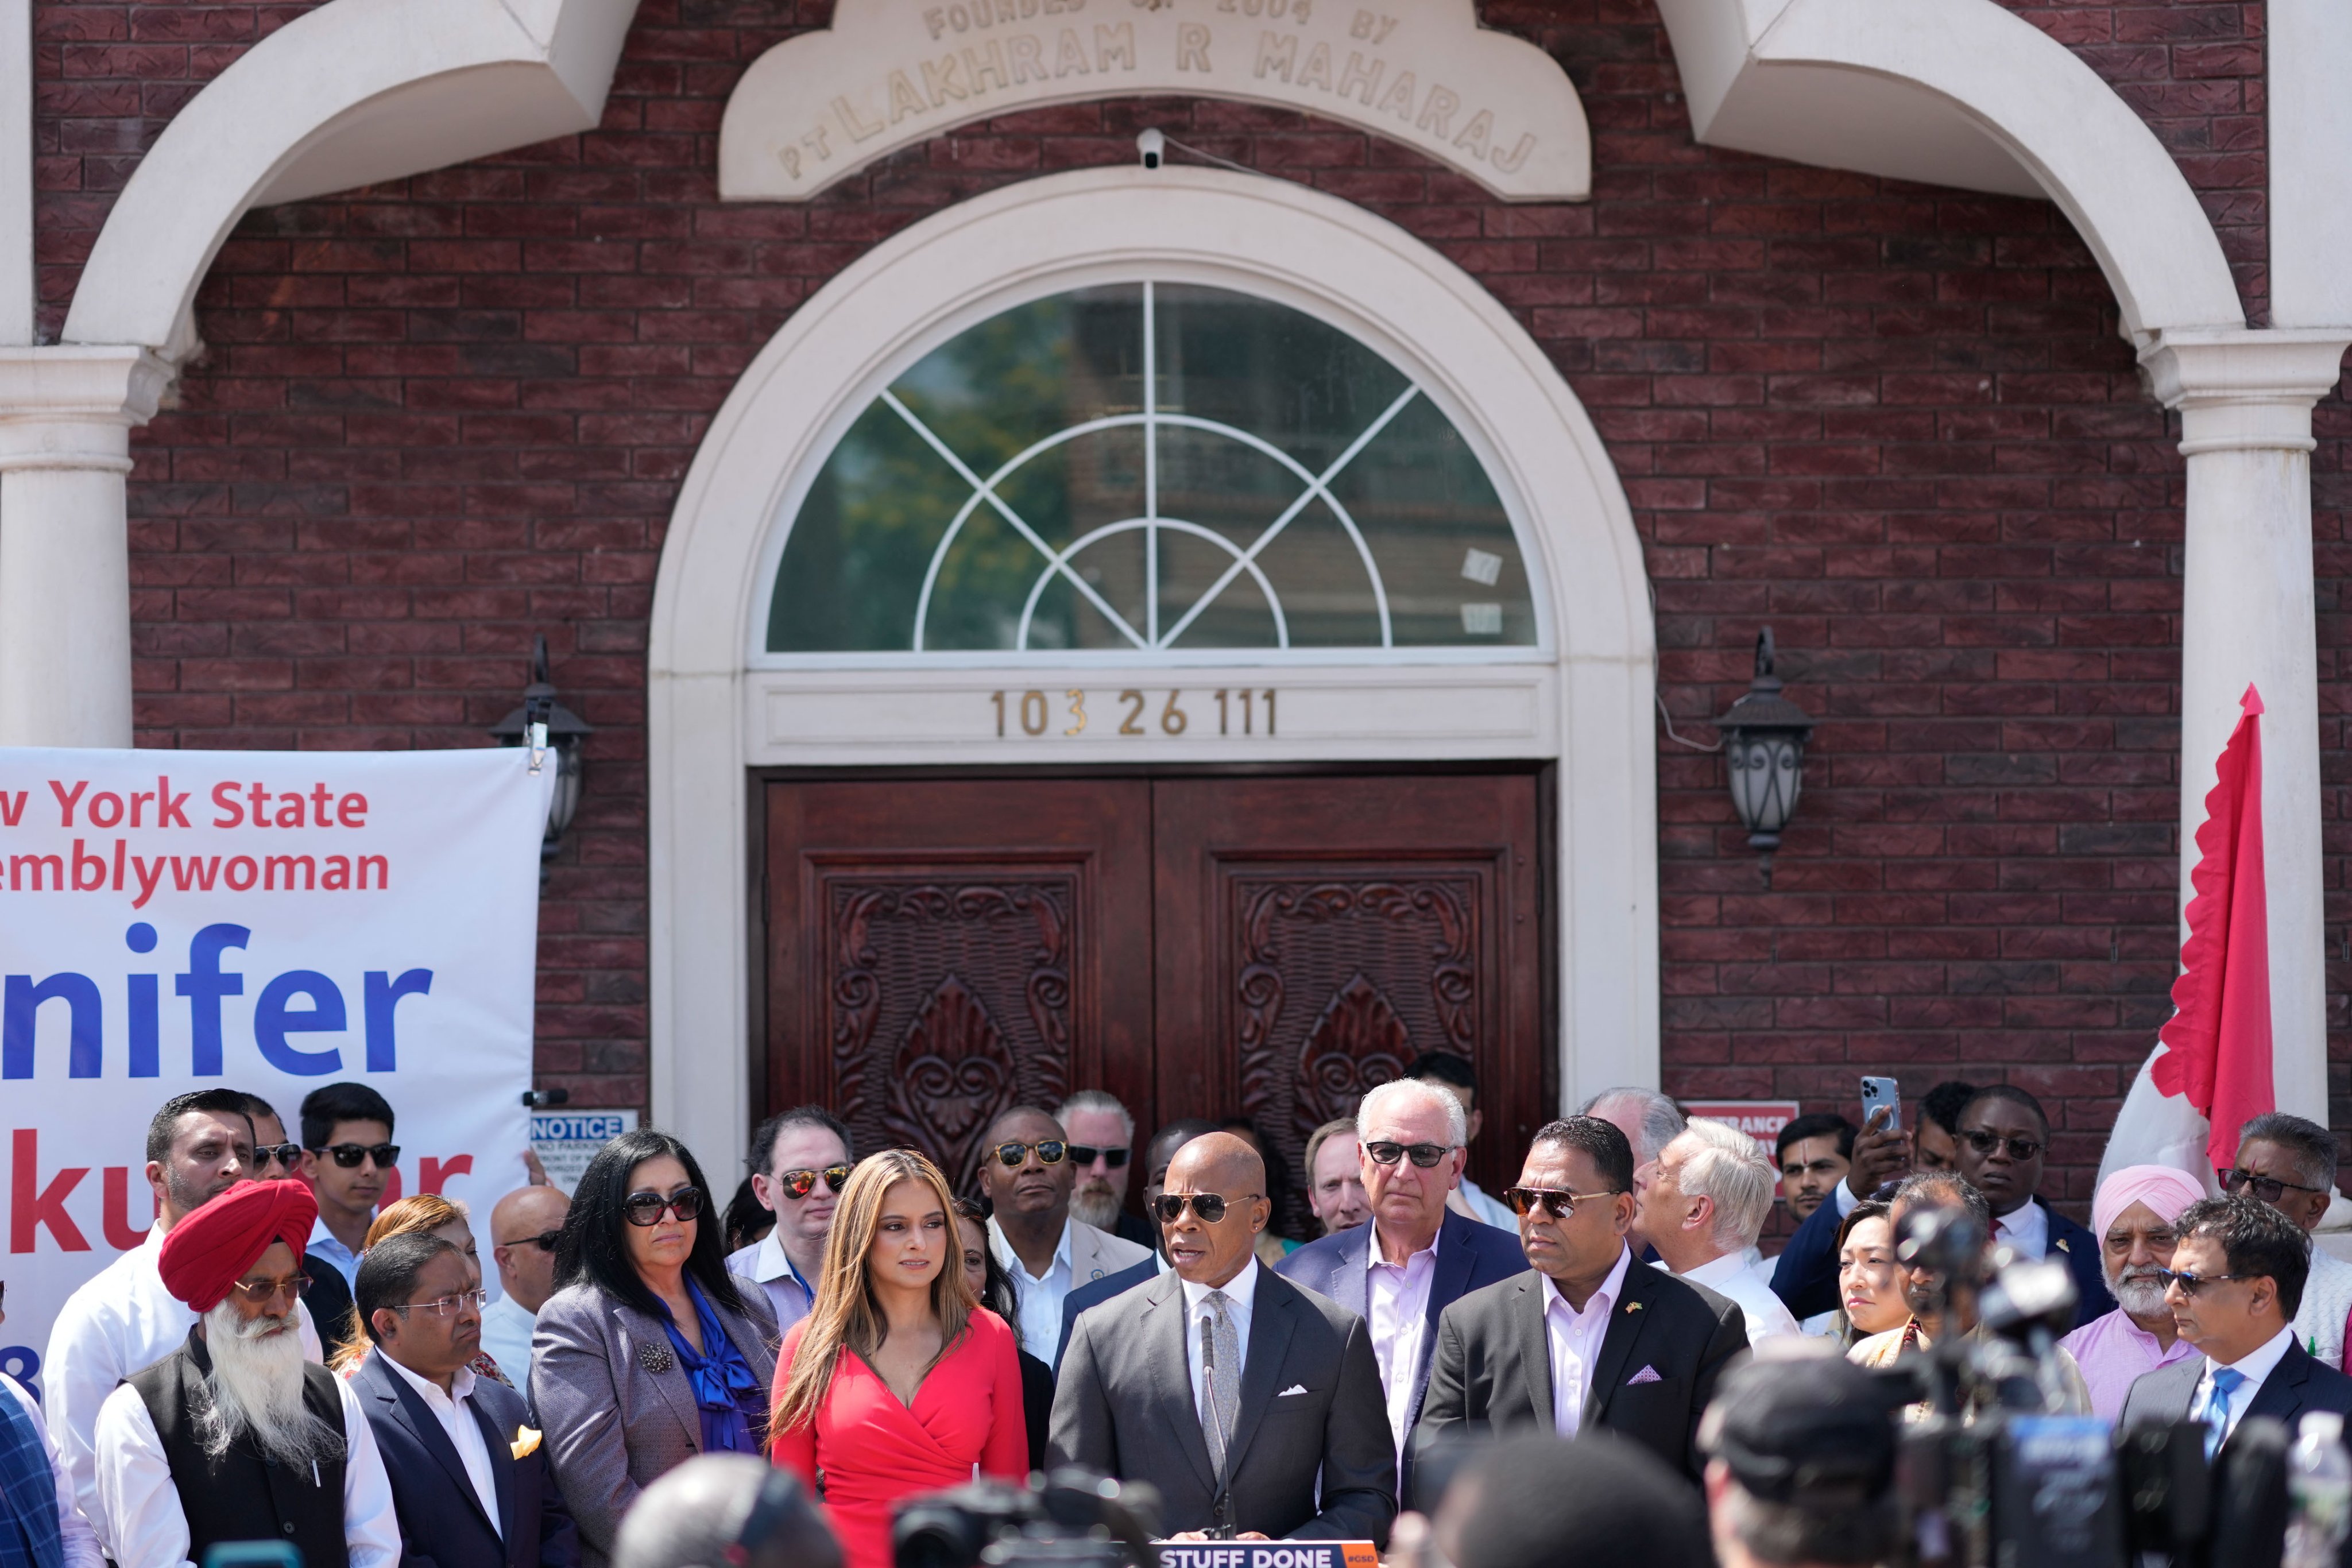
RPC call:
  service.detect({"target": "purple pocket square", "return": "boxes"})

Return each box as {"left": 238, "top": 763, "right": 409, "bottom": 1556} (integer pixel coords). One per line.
{"left": 1626, "top": 1365, "right": 1663, "bottom": 1385}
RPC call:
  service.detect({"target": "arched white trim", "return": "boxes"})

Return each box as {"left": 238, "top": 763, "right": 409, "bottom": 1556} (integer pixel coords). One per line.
{"left": 61, "top": 0, "right": 639, "bottom": 358}
{"left": 1656, "top": 0, "right": 2242, "bottom": 344}
{"left": 647, "top": 166, "right": 1658, "bottom": 1179}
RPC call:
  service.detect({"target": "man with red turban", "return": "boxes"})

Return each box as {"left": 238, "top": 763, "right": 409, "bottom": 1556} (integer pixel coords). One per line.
{"left": 88, "top": 1179, "right": 399, "bottom": 1568}
{"left": 2058, "top": 1164, "right": 2208, "bottom": 1421}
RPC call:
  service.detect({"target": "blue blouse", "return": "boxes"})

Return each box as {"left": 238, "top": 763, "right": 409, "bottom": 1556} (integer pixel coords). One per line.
{"left": 659, "top": 1279, "right": 769, "bottom": 1455}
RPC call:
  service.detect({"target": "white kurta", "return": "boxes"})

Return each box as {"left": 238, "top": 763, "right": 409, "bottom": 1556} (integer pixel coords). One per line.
{"left": 1, "top": 1371, "right": 105, "bottom": 1568}
{"left": 89, "top": 1366, "right": 399, "bottom": 1568}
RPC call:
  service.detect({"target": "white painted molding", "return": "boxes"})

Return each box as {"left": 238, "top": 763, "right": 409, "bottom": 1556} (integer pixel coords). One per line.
{"left": 719, "top": 0, "right": 1589, "bottom": 203}
{"left": 648, "top": 166, "right": 1657, "bottom": 1179}
{"left": 2270, "top": 0, "right": 2352, "bottom": 329}
{"left": 0, "top": 346, "right": 172, "bottom": 469}
{"left": 1655, "top": 0, "right": 2242, "bottom": 344}
{"left": 60, "top": 0, "right": 640, "bottom": 358}
{"left": 2140, "top": 328, "right": 2352, "bottom": 454}
{"left": 0, "top": 0, "right": 31, "bottom": 346}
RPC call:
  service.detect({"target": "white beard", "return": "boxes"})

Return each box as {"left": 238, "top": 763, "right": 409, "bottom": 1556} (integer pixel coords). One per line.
{"left": 198, "top": 1302, "right": 345, "bottom": 1472}
{"left": 2113, "top": 1267, "right": 2171, "bottom": 1321}
{"left": 1070, "top": 1185, "right": 1122, "bottom": 1232}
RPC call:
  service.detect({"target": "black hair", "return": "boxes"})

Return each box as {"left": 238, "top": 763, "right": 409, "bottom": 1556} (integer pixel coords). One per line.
{"left": 235, "top": 1091, "right": 281, "bottom": 1126}
{"left": 1890, "top": 1170, "right": 1991, "bottom": 1230}
{"left": 1776, "top": 1111, "right": 1857, "bottom": 1163}
{"left": 556, "top": 1128, "right": 750, "bottom": 1321}
{"left": 355, "top": 1232, "right": 461, "bottom": 1344}
{"left": 1530, "top": 1115, "right": 1637, "bottom": 1194}
{"left": 746, "top": 1105, "right": 853, "bottom": 1178}
{"left": 1835, "top": 1199, "right": 1891, "bottom": 1252}
{"left": 723, "top": 1176, "right": 774, "bottom": 1253}
{"left": 2239, "top": 1113, "right": 2339, "bottom": 1190}
{"left": 301, "top": 1081, "right": 397, "bottom": 1149}
{"left": 2177, "top": 1195, "right": 2314, "bottom": 1321}
{"left": 1144, "top": 1118, "right": 1221, "bottom": 1177}
{"left": 1407, "top": 1051, "right": 1478, "bottom": 1094}
{"left": 145, "top": 1089, "right": 255, "bottom": 1164}
{"left": 1918, "top": 1081, "right": 1978, "bottom": 1136}
{"left": 1450, "top": 1433, "right": 1712, "bottom": 1568}
{"left": 953, "top": 1198, "right": 1020, "bottom": 1323}
{"left": 1958, "top": 1083, "right": 2047, "bottom": 1135}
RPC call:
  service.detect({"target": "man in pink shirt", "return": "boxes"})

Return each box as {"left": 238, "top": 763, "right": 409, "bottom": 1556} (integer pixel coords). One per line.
{"left": 2059, "top": 1164, "right": 2207, "bottom": 1420}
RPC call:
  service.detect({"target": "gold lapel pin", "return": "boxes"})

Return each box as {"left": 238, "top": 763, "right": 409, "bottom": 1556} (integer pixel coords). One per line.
{"left": 1626, "top": 1302, "right": 1644, "bottom": 1314}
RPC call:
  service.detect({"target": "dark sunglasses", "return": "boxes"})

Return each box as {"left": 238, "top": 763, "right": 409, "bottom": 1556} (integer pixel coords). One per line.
{"left": 2219, "top": 1167, "right": 2326, "bottom": 1204}
{"left": 1154, "top": 1191, "right": 1258, "bottom": 1225}
{"left": 2157, "top": 1268, "right": 2249, "bottom": 1296}
{"left": 1067, "top": 1145, "right": 1130, "bottom": 1168}
{"left": 500, "top": 1229, "right": 563, "bottom": 1253}
{"left": 774, "top": 1165, "right": 852, "bottom": 1200}
{"left": 1504, "top": 1186, "right": 1618, "bottom": 1221}
{"left": 624, "top": 1187, "right": 704, "bottom": 1226}
{"left": 1960, "top": 1130, "right": 2042, "bottom": 1162}
{"left": 1365, "top": 1141, "right": 1453, "bottom": 1168}
{"left": 994, "top": 1140, "right": 1067, "bottom": 1167}
{"left": 253, "top": 1143, "right": 304, "bottom": 1170}
{"left": 315, "top": 1142, "right": 400, "bottom": 1168}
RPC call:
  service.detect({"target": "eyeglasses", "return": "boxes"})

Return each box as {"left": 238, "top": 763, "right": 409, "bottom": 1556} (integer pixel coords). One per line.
{"left": 253, "top": 1143, "right": 304, "bottom": 1171}
{"left": 1364, "top": 1141, "right": 1454, "bottom": 1168}
{"left": 2158, "top": 1269, "right": 2249, "bottom": 1296}
{"left": 2219, "top": 1168, "right": 2326, "bottom": 1204}
{"left": 387, "top": 1288, "right": 489, "bottom": 1318}
{"left": 1503, "top": 1187, "right": 1619, "bottom": 1221}
{"left": 1067, "top": 1145, "right": 1129, "bottom": 1169}
{"left": 624, "top": 1187, "right": 704, "bottom": 1226}
{"left": 1960, "top": 1130, "right": 2042, "bottom": 1162}
{"left": 773, "top": 1165, "right": 852, "bottom": 1200}
{"left": 1154, "top": 1192, "right": 1259, "bottom": 1225}
{"left": 993, "top": 1140, "right": 1067, "bottom": 1168}
{"left": 499, "top": 1229, "right": 563, "bottom": 1253}
{"left": 226, "top": 1275, "right": 311, "bottom": 1305}
{"left": 315, "top": 1142, "right": 401, "bottom": 1168}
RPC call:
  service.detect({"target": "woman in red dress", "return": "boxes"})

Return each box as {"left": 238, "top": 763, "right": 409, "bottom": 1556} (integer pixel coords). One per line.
{"left": 769, "top": 1149, "right": 1028, "bottom": 1568}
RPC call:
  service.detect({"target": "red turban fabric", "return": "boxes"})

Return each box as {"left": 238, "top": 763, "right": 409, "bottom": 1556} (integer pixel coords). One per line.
{"left": 158, "top": 1178, "right": 318, "bottom": 1313}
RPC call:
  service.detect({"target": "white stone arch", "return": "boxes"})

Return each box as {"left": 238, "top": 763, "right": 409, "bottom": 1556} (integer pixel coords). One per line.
{"left": 647, "top": 165, "right": 1658, "bottom": 1177}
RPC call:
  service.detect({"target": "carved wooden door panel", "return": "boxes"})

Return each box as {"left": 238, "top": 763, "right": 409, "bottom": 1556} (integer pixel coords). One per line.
{"left": 1154, "top": 776, "right": 1544, "bottom": 1227}
{"left": 764, "top": 781, "right": 1154, "bottom": 1198}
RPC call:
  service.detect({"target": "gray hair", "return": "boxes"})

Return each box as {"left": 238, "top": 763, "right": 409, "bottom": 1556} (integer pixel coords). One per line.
{"left": 1669, "top": 1118, "right": 1777, "bottom": 1253}
{"left": 1357, "top": 1078, "right": 1469, "bottom": 1148}
{"left": 1056, "top": 1090, "right": 1135, "bottom": 1143}
{"left": 2240, "top": 1112, "right": 2339, "bottom": 1191}
{"left": 1579, "top": 1086, "right": 1686, "bottom": 1165}
{"left": 614, "top": 1454, "right": 842, "bottom": 1568}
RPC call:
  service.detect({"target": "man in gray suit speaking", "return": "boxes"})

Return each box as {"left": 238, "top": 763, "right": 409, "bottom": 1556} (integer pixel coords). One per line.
{"left": 1049, "top": 1132, "right": 1396, "bottom": 1545}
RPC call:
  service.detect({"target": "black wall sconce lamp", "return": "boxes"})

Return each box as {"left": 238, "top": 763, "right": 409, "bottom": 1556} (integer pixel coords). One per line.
{"left": 488, "top": 634, "right": 594, "bottom": 871}
{"left": 1716, "top": 627, "right": 1813, "bottom": 886}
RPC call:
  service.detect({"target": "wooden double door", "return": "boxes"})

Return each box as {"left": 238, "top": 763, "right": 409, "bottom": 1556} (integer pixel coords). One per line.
{"left": 763, "top": 772, "right": 1546, "bottom": 1230}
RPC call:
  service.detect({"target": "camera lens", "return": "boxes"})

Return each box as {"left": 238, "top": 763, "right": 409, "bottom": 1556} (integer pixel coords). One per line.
{"left": 892, "top": 1504, "right": 988, "bottom": 1568}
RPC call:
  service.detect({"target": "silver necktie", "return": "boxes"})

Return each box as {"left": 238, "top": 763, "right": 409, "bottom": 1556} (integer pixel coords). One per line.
{"left": 1199, "top": 1289, "right": 1241, "bottom": 1474}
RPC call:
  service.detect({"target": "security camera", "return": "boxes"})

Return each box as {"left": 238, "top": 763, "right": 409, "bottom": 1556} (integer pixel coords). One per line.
{"left": 1137, "top": 128, "right": 1165, "bottom": 169}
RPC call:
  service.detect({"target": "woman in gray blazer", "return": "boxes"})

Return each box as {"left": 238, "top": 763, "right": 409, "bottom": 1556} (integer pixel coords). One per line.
{"left": 532, "top": 1130, "right": 781, "bottom": 1568}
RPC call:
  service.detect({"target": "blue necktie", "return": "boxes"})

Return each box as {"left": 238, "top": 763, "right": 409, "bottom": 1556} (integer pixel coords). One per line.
{"left": 2202, "top": 1366, "right": 2247, "bottom": 1459}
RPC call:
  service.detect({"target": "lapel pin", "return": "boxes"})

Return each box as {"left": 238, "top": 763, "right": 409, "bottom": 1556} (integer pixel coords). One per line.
{"left": 637, "top": 1341, "right": 675, "bottom": 1375}
{"left": 1626, "top": 1301, "right": 1644, "bottom": 1314}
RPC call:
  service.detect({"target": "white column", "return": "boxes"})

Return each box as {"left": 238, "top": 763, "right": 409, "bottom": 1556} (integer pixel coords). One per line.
{"left": 2141, "top": 328, "right": 2352, "bottom": 1122}
{"left": 0, "top": 346, "right": 171, "bottom": 748}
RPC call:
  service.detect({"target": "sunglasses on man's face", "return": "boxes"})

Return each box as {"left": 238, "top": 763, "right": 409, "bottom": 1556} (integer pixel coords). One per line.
{"left": 1960, "top": 1130, "right": 2042, "bottom": 1162}
{"left": 2219, "top": 1167, "right": 2326, "bottom": 1204}
{"left": 1503, "top": 1186, "right": 1618, "bottom": 1221}
{"left": 2157, "top": 1268, "right": 2249, "bottom": 1297}
{"left": 500, "top": 1229, "right": 563, "bottom": 1253}
{"left": 774, "top": 1165, "right": 852, "bottom": 1200}
{"left": 1154, "top": 1191, "right": 1257, "bottom": 1225}
{"left": 226, "top": 1273, "right": 311, "bottom": 1306}
{"left": 1364, "top": 1141, "right": 1454, "bottom": 1168}
{"left": 315, "top": 1142, "right": 401, "bottom": 1169}
{"left": 253, "top": 1143, "right": 305, "bottom": 1171}
{"left": 1067, "top": 1145, "right": 1129, "bottom": 1169}
{"left": 624, "top": 1187, "right": 704, "bottom": 1226}
{"left": 993, "top": 1140, "right": 1067, "bottom": 1168}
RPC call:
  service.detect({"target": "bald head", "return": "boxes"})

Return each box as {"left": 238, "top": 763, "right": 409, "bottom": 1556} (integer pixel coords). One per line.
{"left": 1161, "top": 1132, "right": 1268, "bottom": 1287}
{"left": 982, "top": 1105, "right": 1073, "bottom": 1230}
{"left": 1169, "top": 1131, "right": 1264, "bottom": 1194}
{"left": 489, "top": 1184, "right": 570, "bottom": 1312}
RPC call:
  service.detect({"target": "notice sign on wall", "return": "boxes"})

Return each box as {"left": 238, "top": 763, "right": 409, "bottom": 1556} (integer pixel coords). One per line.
{"left": 1680, "top": 1100, "right": 1802, "bottom": 1160}
{"left": 1, "top": 746, "right": 551, "bottom": 1393}
{"left": 531, "top": 1108, "right": 639, "bottom": 1195}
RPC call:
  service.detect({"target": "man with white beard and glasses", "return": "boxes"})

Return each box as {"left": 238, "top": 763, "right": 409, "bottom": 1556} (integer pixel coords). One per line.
{"left": 2060, "top": 1165, "right": 2211, "bottom": 1420}
{"left": 45, "top": 1090, "right": 324, "bottom": 1532}
{"left": 1059, "top": 1091, "right": 1154, "bottom": 1249}
{"left": 90, "top": 1179, "right": 397, "bottom": 1568}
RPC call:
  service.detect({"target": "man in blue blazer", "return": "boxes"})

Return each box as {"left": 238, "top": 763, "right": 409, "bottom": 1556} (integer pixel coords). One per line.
{"left": 352, "top": 1233, "right": 579, "bottom": 1568}
{"left": 1276, "top": 1080, "right": 1526, "bottom": 1505}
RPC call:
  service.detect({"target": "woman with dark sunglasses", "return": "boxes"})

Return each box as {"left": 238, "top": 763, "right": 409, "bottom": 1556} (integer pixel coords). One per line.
{"left": 532, "top": 1129, "right": 780, "bottom": 1568}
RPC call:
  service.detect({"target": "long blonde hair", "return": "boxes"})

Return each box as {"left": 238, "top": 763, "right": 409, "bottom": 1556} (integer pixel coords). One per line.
{"left": 327, "top": 1195, "right": 476, "bottom": 1372}
{"left": 769, "top": 1149, "right": 974, "bottom": 1436}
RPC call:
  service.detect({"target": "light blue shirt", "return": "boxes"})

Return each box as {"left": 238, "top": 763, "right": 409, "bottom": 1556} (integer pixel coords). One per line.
{"left": 725, "top": 1230, "right": 819, "bottom": 1341}
{"left": 308, "top": 1215, "right": 363, "bottom": 1287}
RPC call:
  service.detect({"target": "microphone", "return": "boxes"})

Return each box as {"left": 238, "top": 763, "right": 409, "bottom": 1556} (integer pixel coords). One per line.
{"left": 1201, "top": 1313, "right": 1233, "bottom": 1540}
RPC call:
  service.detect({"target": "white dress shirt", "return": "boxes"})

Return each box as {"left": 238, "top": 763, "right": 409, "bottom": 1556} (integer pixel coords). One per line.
{"left": 1993, "top": 1201, "right": 2049, "bottom": 1261}
{"left": 90, "top": 1360, "right": 400, "bottom": 1568}
{"left": 1, "top": 1371, "right": 104, "bottom": 1568}
{"left": 1544, "top": 1245, "right": 1633, "bottom": 1435}
{"left": 724, "top": 1230, "right": 819, "bottom": 1342}
{"left": 992, "top": 1218, "right": 1076, "bottom": 1363}
{"left": 1365, "top": 1230, "right": 1440, "bottom": 1456}
{"left": 1180, "top": 1258, "right": 1261, "bottom": 1424}
{"left": 2194, "top": 1325, "right": 2297, "bottom": 1447}
{"left": 375, "top": 1351, "right": 502, "bottom": 1536}
{"left": 1671, "top": 1246, "right": 1802, "bottom": 1343}
{"left": 42, "top": 1225, "right": 323, "bottom": 1529}
{"left": 474, "top": 1291, "right": 540, "bottom": 1390}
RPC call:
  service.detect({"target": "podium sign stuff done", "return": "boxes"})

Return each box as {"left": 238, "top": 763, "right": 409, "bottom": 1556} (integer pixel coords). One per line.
{"left": 1, "top": 746, "right": 552, "bottom": 1394}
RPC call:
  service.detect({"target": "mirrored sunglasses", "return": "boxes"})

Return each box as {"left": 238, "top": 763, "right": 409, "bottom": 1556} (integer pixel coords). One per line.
{"left": 775, "top": 1164, "right": 852, "bottom": 1200}
{"left": 1503, "top": 1186, "right": 1618, "bottom": 1221}
{"left": 993, "top": 1140, "right": 1067, "bottom": 1167}
{"left": 1154, "top": 1191, "right": 1258, "bottom": 1224}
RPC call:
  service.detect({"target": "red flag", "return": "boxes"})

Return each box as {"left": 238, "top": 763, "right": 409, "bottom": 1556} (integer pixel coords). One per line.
{"left": 2154, "top": 684, "right": 2275, "bottom": 1169}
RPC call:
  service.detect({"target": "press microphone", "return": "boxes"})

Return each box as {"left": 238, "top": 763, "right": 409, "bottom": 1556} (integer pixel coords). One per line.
{"left": 1201, "top": 1315, "right": 1233, "bottom": 1540}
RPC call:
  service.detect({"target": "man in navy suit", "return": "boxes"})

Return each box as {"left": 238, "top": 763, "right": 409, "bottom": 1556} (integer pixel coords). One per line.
{"left": 2121, "top": 1196, "right": 2352, "bottom": 1453}
{"left": 351, "top": 1232, "right": 579, "bottom": 1568}
{"left": 1278, "top": 1079, "right": 1525, "bottom": 1504}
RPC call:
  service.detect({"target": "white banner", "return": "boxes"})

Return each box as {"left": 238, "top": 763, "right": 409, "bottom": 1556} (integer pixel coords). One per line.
{"left": 1, "top": 746, "right": 552, "bottom": 1397}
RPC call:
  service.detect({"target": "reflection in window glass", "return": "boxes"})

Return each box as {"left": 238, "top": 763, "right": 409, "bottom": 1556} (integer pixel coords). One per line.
{"left": 767, "top": 282, "right": 1537, "bottom": 653}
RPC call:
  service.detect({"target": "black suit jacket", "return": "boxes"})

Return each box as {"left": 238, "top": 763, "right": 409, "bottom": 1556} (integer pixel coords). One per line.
{"left": 1050, "top": 1265, "right": 1396, "bottom": 1543}
{"left": 1415, "top": 1256, "right": 1748, "bottom": 1482}
{"left": 2121, "top": 1338, "right": 2352, "bottom": 1450}
{"left": 1057, "top": 1257, "right": 1158, "bottom": 1365}
{"left": 355, "top": 1348, "right": 581, "bottom": 1568}
{"left": 304, "top": 1256, "right": 358, "bottom": 1350}
{"left": 1770, "top": 1194, "right": 2114, "bottom": 1329}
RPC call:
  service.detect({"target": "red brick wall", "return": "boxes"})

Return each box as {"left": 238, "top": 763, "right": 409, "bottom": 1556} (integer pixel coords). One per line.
{"left": 32, "top": 0, "right": 2351, "bottom": 1199}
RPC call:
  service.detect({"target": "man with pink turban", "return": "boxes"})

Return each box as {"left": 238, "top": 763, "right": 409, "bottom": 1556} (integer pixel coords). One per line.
{"left": 2057, "top": 1164, "right": 2208, "bottom": 1421}
{"left": 87, "top": 1180, "right": 399, "bottom": 1568}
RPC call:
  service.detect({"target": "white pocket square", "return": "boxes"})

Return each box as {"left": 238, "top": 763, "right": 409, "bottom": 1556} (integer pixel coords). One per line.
{"left": 1278, "top": 1384, "right": 1309, "bottom": 1396}
{"left": 1626, "top": 1365, "right": 1663, "bottom": 1385}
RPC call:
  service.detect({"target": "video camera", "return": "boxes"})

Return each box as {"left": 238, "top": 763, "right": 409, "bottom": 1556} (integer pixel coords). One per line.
{"left": 892, "top": 1469, "right": 1162, "bottom": 1568}
{"left": 1876, "top": 1203, "right": 2308, "bottom": 1568}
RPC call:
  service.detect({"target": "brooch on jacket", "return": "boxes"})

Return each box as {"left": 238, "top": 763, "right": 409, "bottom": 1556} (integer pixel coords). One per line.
{"left": 512, "top": 1427, "right": 542, "bottom": 1461}
{"left": 637, "top": 1341, "right": 676, "bottom": 1375}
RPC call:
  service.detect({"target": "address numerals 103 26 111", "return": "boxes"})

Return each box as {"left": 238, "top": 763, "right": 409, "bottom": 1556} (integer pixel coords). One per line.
{"left": 988, "top": 689, "right": 1278, "bottom": 738}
